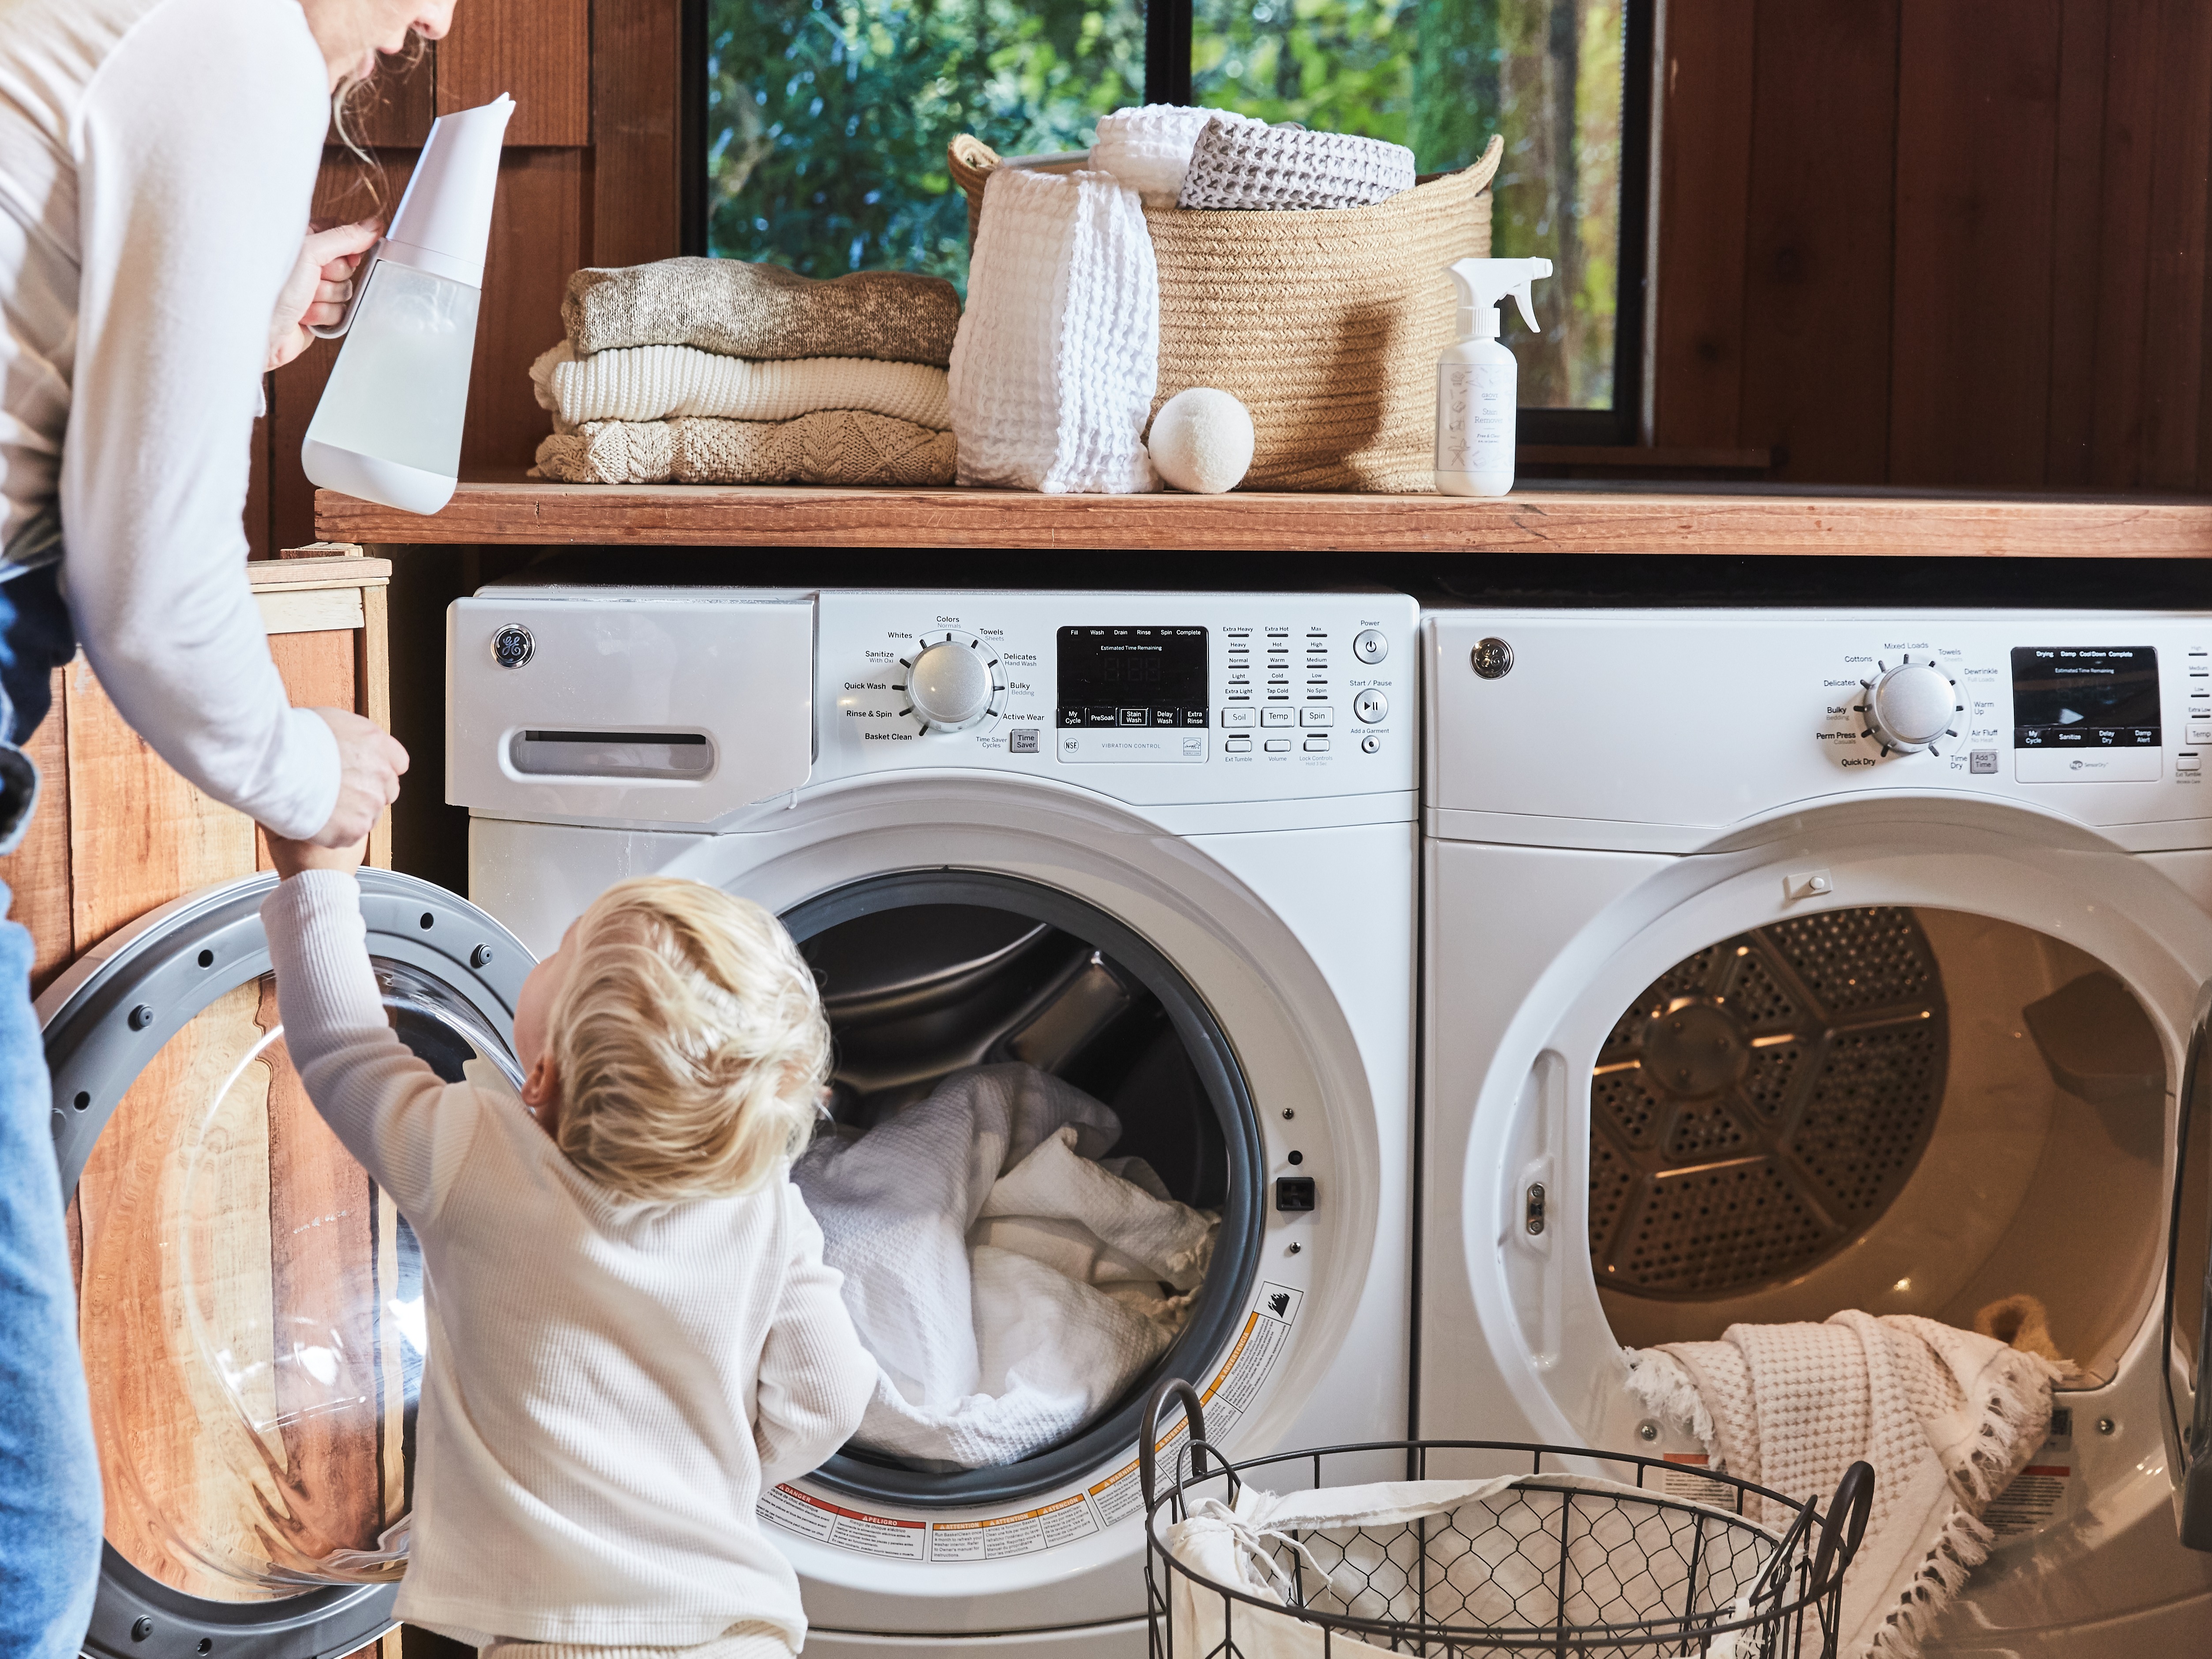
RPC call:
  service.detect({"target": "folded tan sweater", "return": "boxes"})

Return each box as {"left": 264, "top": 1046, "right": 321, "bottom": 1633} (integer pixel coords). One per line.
{"left": 563, "top": 258, "right": 962, "bottom": 367}
{"left": 534, "top": 412, "right": 957, "bottom": 487}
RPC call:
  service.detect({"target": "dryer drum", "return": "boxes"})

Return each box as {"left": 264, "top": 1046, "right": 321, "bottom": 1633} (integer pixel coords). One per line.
{"left": 49, "top": 873, "right": 529, "bottom": 1659}
{"left": 782, "top": 869, "right": 1263, "bottom": 1509}
{"left": 1588, "top": 906, "right": 1948, "bottom": 1299}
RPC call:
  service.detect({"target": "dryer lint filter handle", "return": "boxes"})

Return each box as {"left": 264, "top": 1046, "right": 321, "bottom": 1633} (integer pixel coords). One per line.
{"left": 447, "top": 592, "right": 816, "bottom": 827}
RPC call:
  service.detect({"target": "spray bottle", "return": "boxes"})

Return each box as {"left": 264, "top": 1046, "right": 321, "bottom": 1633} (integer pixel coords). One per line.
{"left": 302, "top": 94, "right": 515, "bottom": 515}
{"left": 1435, "top": 256, "right": 1552, "bottom": 497}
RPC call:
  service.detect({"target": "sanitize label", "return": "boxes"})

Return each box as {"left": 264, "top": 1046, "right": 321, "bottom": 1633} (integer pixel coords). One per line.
{"left": 1438, "top": 361, "right": 1516, "bottom": 474}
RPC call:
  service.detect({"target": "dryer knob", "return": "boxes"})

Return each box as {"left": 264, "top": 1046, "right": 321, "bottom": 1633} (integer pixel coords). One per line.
{"left": 1863, "top": 659, "right": 1958, "bottom": 752}
{"left": 906, "top": 639, "right": 995, "bottom": 730}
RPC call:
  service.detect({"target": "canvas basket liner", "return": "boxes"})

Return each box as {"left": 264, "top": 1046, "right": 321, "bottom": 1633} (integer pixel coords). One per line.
{"left": 949, "top": 133, "right": 1503, "bottom": 492}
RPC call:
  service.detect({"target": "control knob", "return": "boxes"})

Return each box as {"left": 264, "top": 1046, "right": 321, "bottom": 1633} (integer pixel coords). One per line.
{"left": 902, "top": 634, "right": 1001, "bottom": 732}
{"left": 1859, "top": 658, "right": 1960, "bottom": 755}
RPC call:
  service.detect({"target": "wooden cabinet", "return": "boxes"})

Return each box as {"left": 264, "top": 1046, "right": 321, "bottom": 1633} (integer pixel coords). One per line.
{"left": 0, "top": 553, "right": 392, "bottom": 995}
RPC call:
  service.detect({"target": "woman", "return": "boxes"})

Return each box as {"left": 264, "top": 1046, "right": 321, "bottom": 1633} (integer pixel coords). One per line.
{"left": 0, "top": 2, "right": 457, "bottom": 1650}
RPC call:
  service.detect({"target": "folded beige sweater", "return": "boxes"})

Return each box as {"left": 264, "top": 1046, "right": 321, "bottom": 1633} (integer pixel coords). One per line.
{"left": 563, "top": 258, "right": 962, "bottom": 367}
{"left": 530, "top": 342, "right": 951, "bottom": 430}
{"left": 534, "top": 412, "right": 957, "bottom": 487}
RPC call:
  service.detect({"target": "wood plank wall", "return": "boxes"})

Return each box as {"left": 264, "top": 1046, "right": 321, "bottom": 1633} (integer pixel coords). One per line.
{"left": 241, "top": 0, "right": 2212, "bottom": 514}
{"left": 1655, "top": 0, "right": 2212, "bottom": 491}
{"left": 247, "top": 0, "right": 682, "bottom": 556}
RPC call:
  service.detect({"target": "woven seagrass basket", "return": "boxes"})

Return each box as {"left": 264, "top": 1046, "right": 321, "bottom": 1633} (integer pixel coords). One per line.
{"left": 949, "top": 131, "right": 1502, "bottom": 492}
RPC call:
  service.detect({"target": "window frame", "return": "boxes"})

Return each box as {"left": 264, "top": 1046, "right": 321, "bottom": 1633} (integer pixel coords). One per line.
{"left": 683, "top": 0, "right": 1654, "bottom": 441}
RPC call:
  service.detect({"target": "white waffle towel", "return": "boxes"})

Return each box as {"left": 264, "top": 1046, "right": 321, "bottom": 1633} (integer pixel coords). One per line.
{"left": 1624, "top": 1313, "right": 2060, "bottom": 1659}
{"left": 793, "top": 1064, "right": 1217, "bottom": 1471}
{"left": 1091, "top": 104, "right": 1267, "bottom": 204}
{"left": 530, "top": 342, "right": 950, "bottom": 431}
{"left": 1177, "top": 117, "right": 1416, "bottom": 210}
{"left": 948, "top": 165, "right": 1160, "bottom": 493}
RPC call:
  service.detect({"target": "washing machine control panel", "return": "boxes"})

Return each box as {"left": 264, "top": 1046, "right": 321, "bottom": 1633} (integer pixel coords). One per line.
{"left": 901, "top": 632, "right": 1004, "bottom": 732}
{"left": 828, "top": 590, "right": 1417, "bottom": 805}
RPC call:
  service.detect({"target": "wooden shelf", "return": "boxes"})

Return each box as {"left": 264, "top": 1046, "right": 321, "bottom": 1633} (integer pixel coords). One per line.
{"left": 315, "top": 481, "right": 2212, "bottom": 558}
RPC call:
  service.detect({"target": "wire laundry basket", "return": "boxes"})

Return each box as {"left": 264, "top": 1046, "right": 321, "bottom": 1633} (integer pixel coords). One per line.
{"left": 1140, "top": 1379, "right": 1873, "bottom": 1659}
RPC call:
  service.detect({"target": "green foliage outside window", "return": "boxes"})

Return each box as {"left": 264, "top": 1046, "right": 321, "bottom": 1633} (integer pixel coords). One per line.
{"left": 706, "top": 0, "right": 1625, "bottom": 408}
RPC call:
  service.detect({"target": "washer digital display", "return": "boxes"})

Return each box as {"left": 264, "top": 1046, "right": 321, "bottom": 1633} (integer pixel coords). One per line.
{"left": 1057, "top": 626, "right": 1209, "bottom": 728}
{"left": 2011, "top": 645, "right": 2160, "bottom": 748}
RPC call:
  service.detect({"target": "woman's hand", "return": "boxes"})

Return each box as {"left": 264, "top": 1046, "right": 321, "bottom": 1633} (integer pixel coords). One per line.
{"left": 265, "top": 831, "right": 367, "bottom": 882}
{"left": 306, "top": 707, "right": 408, "bottom": 846}
{"left": 267, "top": 219, "right": 382, "bottom": 371}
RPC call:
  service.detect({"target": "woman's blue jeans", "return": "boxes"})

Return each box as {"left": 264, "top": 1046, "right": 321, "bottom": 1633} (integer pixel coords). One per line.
{"left": 0, "top": 562, "right": 101, "bottom": 1655}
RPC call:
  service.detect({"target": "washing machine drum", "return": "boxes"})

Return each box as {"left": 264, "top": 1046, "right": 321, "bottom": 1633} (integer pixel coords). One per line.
{"left": 52, "top": 873, "right": 529, "bottom": 1659}
{"left": 781, "top": 869, "right": 1261, "bottom": 1509}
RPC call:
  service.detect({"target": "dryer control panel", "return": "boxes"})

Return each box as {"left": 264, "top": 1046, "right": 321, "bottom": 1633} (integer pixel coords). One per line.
{"left": 1426, "top": 608, "right": 2212, "bottom": 847}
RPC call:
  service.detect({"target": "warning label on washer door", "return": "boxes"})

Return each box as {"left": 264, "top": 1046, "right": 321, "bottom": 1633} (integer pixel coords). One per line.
{"left": 767, "top": 1280, "right": 1301, "bottom": 1560}
{"left": 761, "top": 1487, "right": 928, "bottom": 1558}
{"left": 928, "top": 1493, "right": 1100, "bottom": 1561}
{"left": 1085, "top": 1281, "right": 1303, "bottom": 1528}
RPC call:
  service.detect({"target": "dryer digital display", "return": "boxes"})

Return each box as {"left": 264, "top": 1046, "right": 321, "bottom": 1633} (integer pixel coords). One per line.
{"left": 2010, "top": 645, "right": 2160, "bottom": 748}
{"left": 1056, "top": 626, "right": 1210, "bottom": 728}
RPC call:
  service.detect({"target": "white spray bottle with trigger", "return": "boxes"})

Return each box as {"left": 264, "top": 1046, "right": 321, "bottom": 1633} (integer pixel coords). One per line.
{"left": 301, "top": 94, "right": 515, "bottom": 515}
{"left": 1435, "top": 256, "right": 1551, "bottom": 496}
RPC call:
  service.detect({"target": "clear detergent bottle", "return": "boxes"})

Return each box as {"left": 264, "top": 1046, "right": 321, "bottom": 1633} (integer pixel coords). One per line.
{"left": 303, "top": 95, "right": 515, "bottom": 515}
{"left": 1434, "top": 256, "right": 1552, "bottom": 497}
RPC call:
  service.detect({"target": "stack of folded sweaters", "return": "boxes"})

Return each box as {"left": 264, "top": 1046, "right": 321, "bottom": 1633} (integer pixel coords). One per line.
{"left": 532, "top": 258, "right": 962, "bottom": 487}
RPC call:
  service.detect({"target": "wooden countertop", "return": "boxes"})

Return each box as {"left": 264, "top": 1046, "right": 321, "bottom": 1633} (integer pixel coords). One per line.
{"left": 315, "top": 481, "right": 2212, "bottom": 558}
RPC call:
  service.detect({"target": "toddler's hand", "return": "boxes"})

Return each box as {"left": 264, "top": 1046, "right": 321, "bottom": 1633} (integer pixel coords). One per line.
{"left": 265, "top": 831, "right": 367, "bottom": 881}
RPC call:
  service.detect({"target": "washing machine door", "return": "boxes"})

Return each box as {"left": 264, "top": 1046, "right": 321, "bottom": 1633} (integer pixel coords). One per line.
{"left": 49, "top": 872, "right": 530, "bottom": 1659}
{"left": 2168, "top": 980, "right": 2212, "bottom": 1550}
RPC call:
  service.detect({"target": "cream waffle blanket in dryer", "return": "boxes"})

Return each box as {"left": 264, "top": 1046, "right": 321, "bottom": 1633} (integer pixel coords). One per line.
{"left": 948, "top": 165, "right": 1160, "bottom": 493}
{"left": 1624, "top": 1313, "right": 2061, "bottom": 1659}
{"left": 792, "top": 1064, "right": 1217, "bottom": 1470}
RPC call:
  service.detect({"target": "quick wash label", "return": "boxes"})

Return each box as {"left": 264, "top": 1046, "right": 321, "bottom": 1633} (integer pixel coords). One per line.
{"left": 765, "top": 1281, "right": 1301, "bottom": 1562}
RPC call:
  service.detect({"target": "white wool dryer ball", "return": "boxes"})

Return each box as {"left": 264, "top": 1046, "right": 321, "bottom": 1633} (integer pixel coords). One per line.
{"left": 1148, "top": 387, "right": 1256, "bottom": 494}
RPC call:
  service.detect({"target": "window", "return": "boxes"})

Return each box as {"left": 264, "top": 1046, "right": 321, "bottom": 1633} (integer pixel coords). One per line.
{"left": 694, "top": 0, "right": 1650, "bottom": 435}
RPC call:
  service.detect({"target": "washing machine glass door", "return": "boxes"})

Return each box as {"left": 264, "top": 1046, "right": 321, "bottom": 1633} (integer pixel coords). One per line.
{"left": 49, "top": 873, "right": 530, "bottom": 1659}
{"left": 2167, "top": 981, "right": 2212, "bottom": 1551}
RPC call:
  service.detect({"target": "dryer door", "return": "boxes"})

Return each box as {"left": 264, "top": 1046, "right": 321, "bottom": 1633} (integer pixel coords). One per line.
{"left": 49, "top": 872, "right": 530, "bottom": 1659}
{"left": 2168, "top": 979, "right": 2212, "bottom": 1551}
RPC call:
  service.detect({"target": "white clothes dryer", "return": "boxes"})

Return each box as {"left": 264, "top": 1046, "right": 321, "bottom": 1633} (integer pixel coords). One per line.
{"left": 446, "top": 585, "right": 1417, "bottom": 1659}
{"left": 1419, "top": 606, "right": 2212, "bottom": 1657}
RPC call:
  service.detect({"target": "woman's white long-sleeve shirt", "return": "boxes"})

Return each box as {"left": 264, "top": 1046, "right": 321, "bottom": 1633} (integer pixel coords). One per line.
{"left": 262, "top": 870, "right": 878, "bottom": 1650}
{"left": 0, "top": 0, "right": 340, "bottom": 837}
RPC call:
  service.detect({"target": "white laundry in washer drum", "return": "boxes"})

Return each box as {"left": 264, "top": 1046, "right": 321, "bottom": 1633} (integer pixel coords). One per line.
{"left": 1419, "top": 605, "right": 2212, "bottom": 1659}
{"left": 447, "top": 585, "right": 1420, "bottom": 1659}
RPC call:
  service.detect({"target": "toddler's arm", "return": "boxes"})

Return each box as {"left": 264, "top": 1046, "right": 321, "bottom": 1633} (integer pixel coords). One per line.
{"left": 755, "top": 1183, "right": 877, "bottom": 1488}
{"left": 260, "top": 867, "right": 478, "bottom": 1225}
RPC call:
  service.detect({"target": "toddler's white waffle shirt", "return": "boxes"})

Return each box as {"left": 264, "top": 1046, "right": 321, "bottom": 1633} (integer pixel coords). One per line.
{"left": 263, "top": 870, "right": 875, "bottom": 1652}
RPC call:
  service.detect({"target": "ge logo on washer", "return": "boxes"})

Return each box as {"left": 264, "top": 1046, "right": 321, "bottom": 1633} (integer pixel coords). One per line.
{"left": 491, "top": 624, "right": 535, "bottom": 669}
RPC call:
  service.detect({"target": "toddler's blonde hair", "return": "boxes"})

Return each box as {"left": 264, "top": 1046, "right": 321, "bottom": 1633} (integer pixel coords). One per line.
{"left": 543, "top": 876, "right": 828, "bottom": 1202}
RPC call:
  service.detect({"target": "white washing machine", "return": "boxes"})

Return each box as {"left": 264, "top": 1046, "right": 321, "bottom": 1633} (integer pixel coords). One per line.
{"left": 1419, "top": 606, "right": 2212, "bottom": 1656}
{"left": 445, "top": 584, "right": 1417, "bottom": 1658}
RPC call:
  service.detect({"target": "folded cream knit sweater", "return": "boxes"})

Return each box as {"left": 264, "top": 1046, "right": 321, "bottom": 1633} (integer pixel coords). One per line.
{"left": 535, "top": 412, "right": 956, "bottom": 487}
{"left": 530, "top": 342, "right": 950, "bottom": 430}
